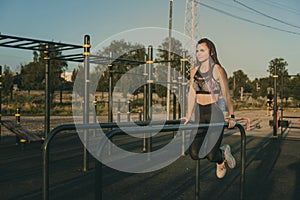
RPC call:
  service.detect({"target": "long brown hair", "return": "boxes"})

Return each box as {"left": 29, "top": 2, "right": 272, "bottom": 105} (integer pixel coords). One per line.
{"left": 197, "top": 38, "right": 221, "bottom": 66}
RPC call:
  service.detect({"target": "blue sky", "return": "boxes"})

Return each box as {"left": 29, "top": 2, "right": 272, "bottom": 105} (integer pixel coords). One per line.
{"left": 0, "top": 0, "right": 299, "bottom": 80}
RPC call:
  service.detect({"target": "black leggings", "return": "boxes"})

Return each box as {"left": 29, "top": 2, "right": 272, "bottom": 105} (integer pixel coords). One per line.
{"left": 189, "top": 103, "right": 224, "bottom": 164}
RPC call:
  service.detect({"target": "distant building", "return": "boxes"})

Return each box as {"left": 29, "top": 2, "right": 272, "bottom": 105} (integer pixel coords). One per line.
{"left": 61, "top": 71, "right": 73, "bottom": 82}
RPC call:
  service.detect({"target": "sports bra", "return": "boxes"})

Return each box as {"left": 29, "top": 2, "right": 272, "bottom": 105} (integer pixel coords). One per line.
{"left": 192, "top": 65, "right": 221, "bottom": 95}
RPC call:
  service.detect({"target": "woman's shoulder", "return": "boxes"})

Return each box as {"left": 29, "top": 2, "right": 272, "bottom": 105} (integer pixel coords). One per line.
{"left": 190, "top": 66, "right": 197, "bottom": 76}
{"left": 213, "top": 64, "right": 228, "bottom": 81}
{"left": 213, "top": 64, "right": 227, "bottom": 76}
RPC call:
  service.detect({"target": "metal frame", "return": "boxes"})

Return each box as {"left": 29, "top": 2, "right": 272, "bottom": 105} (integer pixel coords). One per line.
{"left": 0, "top": 33, "right": 187, "bottom": 137}
{"left": 0, "top": 33, "right": 83, "bottom": 137}
{"left": 42, "top": 121, "right": 246, "bottom": 200}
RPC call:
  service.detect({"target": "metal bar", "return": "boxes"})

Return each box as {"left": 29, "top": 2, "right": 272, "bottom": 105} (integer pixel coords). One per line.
{"left": 195, "top": 160, "right": 200, "bottom": 200}
{"left": 0, "top": 44, "right": 42, "bottom": 51}
{"left": 44, "top": 44, "right": 50, "bottom": 138}
{"left": 273, "top": 69, "right": 278, "bottom": 137}
{"left": 0, "top": 65, "right": 2, "bottom": 142}
{"left": 42, "top": 120, "right": 181, "bottom": 200}
{"left": 282, "top": 116, "right": 300, "bottom": 119}
{"left": 236, "top": 123, "right": 246, "bottom": 200}
{"left": 95, "top": 161, "right": 103, "bottom": 200}
{"left": 83, "top": 35, "right": 91, "bottom": 172}
{"left": 147, "top": 46, "right": 153, "bottom": 157}
{"left": 0, "top": 33, "right": 82, "bottom": 49}
{"left": 108, "top": 52, "right": 114, "bottom": 124}
{"left": 97, "top": 123, "right": 247, "bottom": 200}
{"left": 14, "top": 41, "right": 36, "bottom": 47}
{"left": 0, "top": 38, "right": 21, "bottom": 45}
{"left": 42, "top": 121, "right": 246, "bottom": 200}
{"left": 127, "top": 100, "right": 131, "bottom": 122}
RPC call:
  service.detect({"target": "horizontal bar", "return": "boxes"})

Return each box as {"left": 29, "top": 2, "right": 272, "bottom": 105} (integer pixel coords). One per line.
{"left": 282, "top": 116, "right": 300, "bottom": 119}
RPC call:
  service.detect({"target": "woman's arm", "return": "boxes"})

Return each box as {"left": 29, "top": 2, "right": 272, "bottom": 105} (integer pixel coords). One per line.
{"left": 183, "top": 67, "right": 197, "bottom": 124}
{"left": 214, "top": 65, "right": 236, "bottom": 128}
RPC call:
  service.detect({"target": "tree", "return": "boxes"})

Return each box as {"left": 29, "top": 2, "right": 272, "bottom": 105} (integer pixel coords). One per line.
{"left": 21, "top": 46, "right": 68, "bottom": 102}
{"left": 2, "top": 65, "right": 14, "bottom": 97}
{"left": 155, "top": 37, "right": 184, "bottom": 99}
{"left": 229, "top": 70, "right": 252, "bottom": 100}
{"left": 255, "top": 77, "right": 273, "bottom": 98}
{"left": 267, "top": 58, "right": 288, "bottom": 76}
{"left": 267, "top": 58, "right": 289, "bottom": 102}
{"left": 289, "top": 74, "right": 300, "bottom": 106}
{"left": 154, "top": 64, "right": 168, "bottom": 98}
{"left": 95, "top": 40, "right": 146, "bottom": 98}
{"left": 156, "top": 37, "right": 184, "bottom": 73}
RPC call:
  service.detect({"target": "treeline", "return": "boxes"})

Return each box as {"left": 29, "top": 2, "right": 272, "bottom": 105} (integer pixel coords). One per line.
{"left": 2, "top": 39, "right": 300, "bottom": 105}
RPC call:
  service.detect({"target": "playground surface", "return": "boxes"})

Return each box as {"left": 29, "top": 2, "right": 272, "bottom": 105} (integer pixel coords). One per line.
{"left": 0, "top": 109, "right": 299, "bottom": 200}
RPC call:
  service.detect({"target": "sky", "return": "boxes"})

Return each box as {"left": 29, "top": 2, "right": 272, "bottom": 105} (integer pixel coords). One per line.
{"left": 0, "top": 0, "right": 300, "bottom": 80}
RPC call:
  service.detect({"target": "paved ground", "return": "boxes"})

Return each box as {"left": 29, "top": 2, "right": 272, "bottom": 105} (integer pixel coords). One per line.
{"left": 0, "top": 110, "right": 299, "bottom": 200}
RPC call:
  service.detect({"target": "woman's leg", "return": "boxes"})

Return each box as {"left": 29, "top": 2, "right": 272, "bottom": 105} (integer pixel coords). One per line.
{"left": 205, "top": 103, "right": 225, "bottom": 164}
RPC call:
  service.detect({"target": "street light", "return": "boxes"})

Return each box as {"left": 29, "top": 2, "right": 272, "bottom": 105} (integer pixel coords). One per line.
{"left": 272, "top": 68, "right": 278, "bottom": 138}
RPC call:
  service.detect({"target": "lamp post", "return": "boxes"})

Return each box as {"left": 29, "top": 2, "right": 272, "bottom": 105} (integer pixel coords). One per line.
{"left": 273, "top": 67, "right": 278, "bottom": 138}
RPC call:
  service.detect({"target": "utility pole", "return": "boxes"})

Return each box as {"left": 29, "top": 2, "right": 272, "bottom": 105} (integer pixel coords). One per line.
{"left": 166, "top": 0, "right": 173, "bottom": 120}
{"left": 273, "top": 66, "right": 278, "bottom": 138}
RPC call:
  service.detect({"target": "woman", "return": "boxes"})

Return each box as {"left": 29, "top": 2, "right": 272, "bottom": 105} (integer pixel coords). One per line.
{"left": 182, "top": 38, "right": 236, "bottom": 179}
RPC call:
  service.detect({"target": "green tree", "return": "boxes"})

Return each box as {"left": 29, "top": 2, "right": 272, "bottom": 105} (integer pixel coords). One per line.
{"left": 155, "top": 37, "right": 184, "bottom": 99}
{"left": 256, "top": 77, "right": 273, "bottom": 98}
{"left": 21, "top": 46, "right": 68, "bottom": 101}
{"left": 289, "top": 74, "right": 300, "bottom": 106}
{"left": 2, "top": 65, "right": 14, "bottom": 97}
{"left": 229, "top": 70, "right": 252, "bottom": 99}
{"left": 96, "top": 40, "right": 145, "bottom": 98}
{"left": 155, "top": 64, "right": 168, "bottom": 98}
{"left": 156, "top": 37, "right": 183, "bottom": 72}
{"left": 267, "top": 58, "right": 289, "bottom": 101}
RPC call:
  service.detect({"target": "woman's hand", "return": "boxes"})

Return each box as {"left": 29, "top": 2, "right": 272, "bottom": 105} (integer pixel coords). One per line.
{"left": 180, "top": 117, "right": 190, "bottom": 125}
{"left": 228, "top": 118, "right": 236, "bottom": 129}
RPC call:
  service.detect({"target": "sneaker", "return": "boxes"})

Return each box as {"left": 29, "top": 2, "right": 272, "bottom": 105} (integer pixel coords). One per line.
{"left": 216, "top": 162, "right": 226, "bottom": 179}
{"left": 220, "top": 144, "right": 236, "bottom": 169}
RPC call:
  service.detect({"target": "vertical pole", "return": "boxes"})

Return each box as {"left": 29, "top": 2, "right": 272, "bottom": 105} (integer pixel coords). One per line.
{"left": 108, "top": 53, "right": 113, "bottom": 155}
{"left": 16, "top": 108, "right": 21, "bottom": 124}
{"left": 15, "top": 108, "right": 24, "bottom": 148}
{"left": 239, "top": 124, "right": 246, "bottom": 200}
{"left": 172, "top": 72, "right": 177, "bottom": 138}
{"left": 172, "top": 67, "right": 177, "bottom": 120}
{"left": 95, "top": 161, "right": 103, "bottom": 200}
{"left": 43, "top": 144, "right": 49, "bottom": 200}
{"left": 93, "top": 96, "right": 97, "bottom": 122}
{"left": 143, "top": 54, "right": 148, "bottom": 152}
{"left": 94, "top": 96, "right": 97, "bottom": 137}
{"left": 147, "top": 45, "right": 153, "bottom": 158}
{"left": 83, "top": 35, "right": 91, "bottom": 172}
{"left": 139, "top": 109, "right": 142, "bottom": 121}
{"left": 147, "top": 45, "right": 153, "bottom": 121}
{"left": 178, "top": 65, "right": 182, "bottom": 119}
{"left": 117, "top": 99, "right": 121, "bottom": 122}
{"left": 273, "top": 67, "right": 278, "bottom": 138}
{"left": 0, "top": 65, "right": 2, "bottom": 142}
{"left": 180, "top": 52, "right": 187, "bottom": 155}
{"left": 195, "top": 160, "right": 200, "bottom": 200}
{"left": 108, "top": 52, "right": 113, "bottom": 123}
{"left": 127, "top": 100, "right": 131, "bottom": 122}
{"left": 182, "top": 51, "right": 187, "bottom": 117}
{"left": 44, "top": 44, "right": 50, "bottom": 138}
{"left": 280, "top": 74, "right": 284, "bottom": 135}
{"left": 143, "top": 55, "right": 148, "bottom": 122}
{"left": 167, "top": 0, "right": 173, "bottom": 120}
